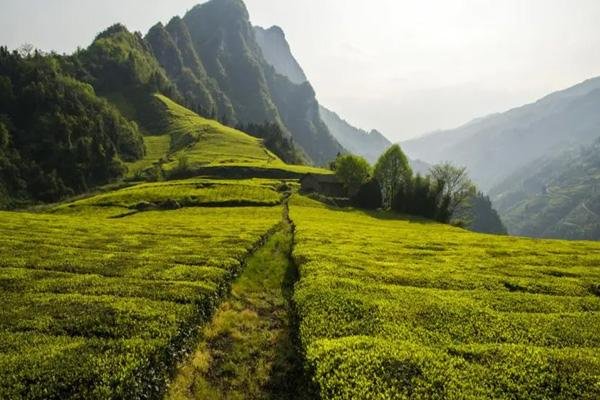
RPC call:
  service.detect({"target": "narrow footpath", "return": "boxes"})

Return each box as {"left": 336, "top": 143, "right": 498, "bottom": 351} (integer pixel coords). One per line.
{"left": 165, "top": 203, "right": 309, "bottom": 400}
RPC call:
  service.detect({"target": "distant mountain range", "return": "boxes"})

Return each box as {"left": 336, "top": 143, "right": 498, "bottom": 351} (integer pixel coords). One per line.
{"left": 491, "top": 138, "right": 600, "bottom": 240}
{"left": 401, "top": 77, "right": 600, "bottom": 239}
{"left": 251, "top": 22, "right": 394, "bottom": 165}
{"left": 402, "top": 77, "right": 600, "bottom": 191}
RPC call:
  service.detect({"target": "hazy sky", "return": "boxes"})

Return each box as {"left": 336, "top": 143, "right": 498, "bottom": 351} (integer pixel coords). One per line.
{"left": 2, "top": 0, "right": 600, "bottom": 141}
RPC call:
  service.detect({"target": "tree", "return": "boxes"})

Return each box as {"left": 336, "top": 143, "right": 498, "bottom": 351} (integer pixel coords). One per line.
{"left": 334, "top": 154, "right": 372, "bottom": 196}
{"left": 429, "top": 162, "right": 476, "bottom": 218}
{"left": 374, "top": 144, "right": 412, "bottom": 208}
{"left": 352, "top": 178, "right": 382, "bottom": 210}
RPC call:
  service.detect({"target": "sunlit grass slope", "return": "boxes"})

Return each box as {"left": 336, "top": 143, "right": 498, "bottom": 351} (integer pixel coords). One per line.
{"left": 125, "top": 134, "right": 171, "bottom": 175}
{"left": 155, "top": 94, "right": 280, "bottom": 167}
{"left": 150, "top": 94, "right": 330, "bottom": 176}
{"left": 0, "top": 206, "right": 281, "bottom": 399}
{"left": 289, "top": 195, "right": 600, "bottom": 399}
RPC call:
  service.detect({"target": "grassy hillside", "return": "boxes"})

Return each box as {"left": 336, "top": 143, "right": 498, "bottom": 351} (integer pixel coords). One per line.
{"left": 129, "top": 94, "right": 330, "bottom": 178}
{"left": 0, "top": 185, "right": 282, "bottom": 399}
{"left": 289, "top": 196, "right": 600, "bottom": 399}
{"left": 156, "top": 94, "right": 280, "bottom": 167}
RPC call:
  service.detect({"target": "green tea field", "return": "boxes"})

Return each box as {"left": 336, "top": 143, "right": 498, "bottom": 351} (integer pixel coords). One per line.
{"left": 0, "top": 200, "right": 281, "bottom": 399}
{"left": 289, "top": 195, "right": 600, "bottom": 399}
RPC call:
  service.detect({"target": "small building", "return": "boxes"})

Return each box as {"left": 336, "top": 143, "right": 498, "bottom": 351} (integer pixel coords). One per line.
{"left": 299, "top": 174, "right": 347, "bottom": 198}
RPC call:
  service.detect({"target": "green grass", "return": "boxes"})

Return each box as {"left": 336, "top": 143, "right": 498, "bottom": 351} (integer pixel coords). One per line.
{"left": 155, "top": 94, "right": 281, "bottom": 168}
{"left": 52, "top": 178, "right": 288, "bottom": 216}
{"left": 140, "top": 95, "right": 331, "bottom": 178}
{"left": 0, "top": 205, "right": 281, "bottom": 399}
{"left": 125, "top": 134, "right": 171, "bottom": 176}
{"left": 288, "top": 195, "right": 600, "bottom": 399}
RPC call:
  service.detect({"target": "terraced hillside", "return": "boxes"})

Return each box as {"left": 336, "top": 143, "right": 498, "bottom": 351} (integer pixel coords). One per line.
{"left": 0, "top": 183, "right": 282, "bottom": 399}
{"left": 289, "top": 195, "right": 600, "bottom": 399}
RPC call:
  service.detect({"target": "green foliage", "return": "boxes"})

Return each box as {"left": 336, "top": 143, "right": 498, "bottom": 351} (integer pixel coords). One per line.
{"left": 334, "top": 154, "right": 372, "bottom": 195}
{"left": 0, "top": 47, "right": 144, "bottom": 204}
{"left": 455, "top": 192, "right": 508, "bottom": 235}
{"left": 73, "top": 24, "right": 175, "bottom": 96}
{"left": 352, "top": 178, "right": 382, "bottom": 210}
{"left": 0, "top": 203, "right": 281, "bottom": 399}
{"left": 392, "top": 174, "right": 450, "bottom": 222}
{"left": 237, "top": 121, "right": 307, "bottom": 165}
{"left": 289, "top": 195, "right": 600, "bottom": 399}
{"left": 429, "top": 162, "right": 476, "bottom": 217}
{"left": 374, "top": 144, "right": 412, "bottom": 208}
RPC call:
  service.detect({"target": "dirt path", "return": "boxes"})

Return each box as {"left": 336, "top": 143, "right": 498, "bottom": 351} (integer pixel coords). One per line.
{"left": 165, "top": 204, "right": 309, "bottom": 400}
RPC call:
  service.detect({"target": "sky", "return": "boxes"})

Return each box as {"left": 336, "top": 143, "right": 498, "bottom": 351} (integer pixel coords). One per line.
{"left": 2, "top": 0, "right": 600, "bottom": 141}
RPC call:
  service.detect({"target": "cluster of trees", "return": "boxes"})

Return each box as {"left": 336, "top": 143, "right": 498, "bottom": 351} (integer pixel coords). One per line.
{"left": 0, "top": 46, "right": 145, "bottom": 206}
{"left": 236, "top": 121, "right": 307, "bottom": 165}
{"left": 334, "top": 145, "right": 479, "bottom": 225}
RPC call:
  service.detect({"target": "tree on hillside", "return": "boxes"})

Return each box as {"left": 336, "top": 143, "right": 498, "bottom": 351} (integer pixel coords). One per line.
{"left": 352, "top": 178, "right": 382, "bottom": 210}
{"left": 455, "top": 192, "right": 507, "bottom": 234}
{"left": 374, "top": 144, "right": 412, "bottom": 208}
{"left": 429, "top": 162, "right": 476, "bottom": 217}
{"left": 334, "top": 154, "right": 372, "bottom": 196}
{"left": 392, "top": 174, "right": 449, "bottom": 221}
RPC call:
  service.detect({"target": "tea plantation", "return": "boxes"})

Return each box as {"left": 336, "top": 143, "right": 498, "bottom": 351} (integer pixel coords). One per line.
{"left": 147, "top": 95, "right": 329, "bottom": 177}
{"left": 289, "top": 195, "right": 600, "bottom": 399}
{"left": 0, "top": 200, "right": 281, "bottom": 399}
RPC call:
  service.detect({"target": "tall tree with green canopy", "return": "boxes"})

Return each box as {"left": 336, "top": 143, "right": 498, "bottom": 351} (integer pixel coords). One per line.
{"left": 429, "top": 162, "right": 476, "bottom": 217}
{"left": 374, "top": 144, "right": 412, "bottom": 208}
{"left": 334, "top": 154, "right": 372, "bottom": 196}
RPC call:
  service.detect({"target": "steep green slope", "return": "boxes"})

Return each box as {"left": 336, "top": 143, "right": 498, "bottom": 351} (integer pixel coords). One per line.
{"left": 0, "top": 47, "right": 144, "bottom": 206}
{"left": 155, "top": 94, "right": 280, "bottom": 167}
{"left": 290, "top": 195, "right": 600, "bottom": 399}
{"left": 129, "top": 94, "right": 328, "bottom": 178}
{"left": 491, "top": 137, "right": 600, "bottom": 240}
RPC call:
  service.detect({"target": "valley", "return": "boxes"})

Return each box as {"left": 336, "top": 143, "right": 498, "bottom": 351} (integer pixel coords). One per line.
{"left": 1, "top": 0, "right": 600, "bottom": 398}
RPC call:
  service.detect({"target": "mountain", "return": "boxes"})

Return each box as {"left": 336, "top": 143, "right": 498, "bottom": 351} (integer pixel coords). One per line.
{"left": 178, "top": 0, "right": 342, "bottom": 165}
{"left": 254, "top": 26, "right": 307, "bottom": 85}
{"left": 67, "top": 23, "right": 181, "bottom": 134}
{"left": 318, "top": 105, "right": 392, "bottom": 163}
{"left": 252, "top": 21, "right": 395, "bottom": 164}
{"left": 401, "top": 77, "right": 600, "bottom": 191}
{"left": 490, "top": 137, "right": 600, "bottom": 240}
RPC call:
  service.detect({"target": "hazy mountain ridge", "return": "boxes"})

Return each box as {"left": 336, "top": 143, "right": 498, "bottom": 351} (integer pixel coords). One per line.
{"left": 254, "top": 26, "right": 307, "bottom": 85}
{"left": 401, "top": 77, "right": 600, "bottom": 191}
{"left": 252, "top": 20, "right": 398, "bottom": 164}
{"left": 491, "top": 137, "right": 600, "bottom": 240}
{"left": 318, "top": 105, "right": 391, "bottom": 163}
